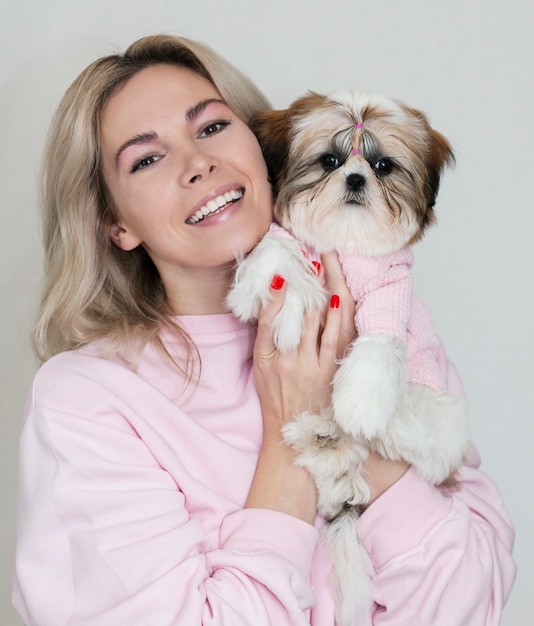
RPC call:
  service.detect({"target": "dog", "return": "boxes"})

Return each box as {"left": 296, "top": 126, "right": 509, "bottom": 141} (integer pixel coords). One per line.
{"left": 227, "top": 90, "right": 470, "bottom": 625}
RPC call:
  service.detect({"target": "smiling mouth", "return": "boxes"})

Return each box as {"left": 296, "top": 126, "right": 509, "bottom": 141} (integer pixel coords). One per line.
{"left": 186, "top": 189, "right": 244, "bottom": 224}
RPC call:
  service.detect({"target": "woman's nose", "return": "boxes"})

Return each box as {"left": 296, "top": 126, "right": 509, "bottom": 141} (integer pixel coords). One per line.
{"left": 189, "top": 165, "right": 216, "bottom": 184}
{"left": 181, "top": 148, "right": 217, "bottom": 185}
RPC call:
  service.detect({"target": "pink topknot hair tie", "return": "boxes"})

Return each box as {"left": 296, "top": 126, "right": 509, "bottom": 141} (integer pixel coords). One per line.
{"left": 354, "top": 123, "right": 364, "bottom": 128}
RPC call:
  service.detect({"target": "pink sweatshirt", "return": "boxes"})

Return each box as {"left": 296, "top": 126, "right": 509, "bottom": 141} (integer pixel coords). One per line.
{"left": 13, "top": 314, "right": 515, "bottom": 625}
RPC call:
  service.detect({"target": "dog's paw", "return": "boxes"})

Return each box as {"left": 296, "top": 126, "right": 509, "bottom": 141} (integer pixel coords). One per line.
{"left": 227, "top": 232, "right": 326, "bottom": 351}
{"left": 226, "top": 236, "right": 276, "bottom": 323}
{"left": 282, "top": 411, "right": 370, "bottom": 519}
{"left": 332, "top": 334, "right": 407, "bottom": 439}
{"left": 282, "top": 410, "right": 342, "bottom": 457}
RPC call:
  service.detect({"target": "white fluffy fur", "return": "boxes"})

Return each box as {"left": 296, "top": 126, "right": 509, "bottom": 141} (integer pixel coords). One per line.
{"left": 373, "top": 384, "right": 469, "bottom": 484}
{"left": 324, "top": 512, "right": 373, "bottom": 625}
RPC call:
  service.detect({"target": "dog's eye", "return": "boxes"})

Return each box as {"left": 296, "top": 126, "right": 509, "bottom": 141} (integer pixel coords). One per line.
{"left": 320, "top": 153, "right": 341, "bottom": 170}
{"left": 373, "top": 158, "right": 394, "bottom": 176}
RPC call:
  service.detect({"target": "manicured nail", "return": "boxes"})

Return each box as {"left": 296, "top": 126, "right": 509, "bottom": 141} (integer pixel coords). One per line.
{"left": 330, "top": 294, "right": 340, "bottom": 309}
{"left": 312, "top": 261, "right": 321, "bottom": 275}
{"left": 270, "top": 275, "right": 285, "bottom": 290}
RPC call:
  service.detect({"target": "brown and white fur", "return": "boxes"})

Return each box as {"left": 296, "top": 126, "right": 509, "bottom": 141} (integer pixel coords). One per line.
{"left": 227, "top": 91, "right": 470, "bottom": 625}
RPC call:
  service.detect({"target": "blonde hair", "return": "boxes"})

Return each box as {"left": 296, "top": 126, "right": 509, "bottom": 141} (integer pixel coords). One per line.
{"left": 33, "top": 34, "right": 271, "bottom": 365}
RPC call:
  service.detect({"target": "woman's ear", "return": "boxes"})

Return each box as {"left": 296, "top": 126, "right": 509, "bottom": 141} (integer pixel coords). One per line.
{"left": 109, "top": 223, "right": 142, "bottom": 251}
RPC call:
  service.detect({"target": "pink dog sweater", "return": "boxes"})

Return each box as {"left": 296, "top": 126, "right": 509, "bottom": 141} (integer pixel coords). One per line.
{"left": 269, "top": 222, "right": 462, "bottom": 395}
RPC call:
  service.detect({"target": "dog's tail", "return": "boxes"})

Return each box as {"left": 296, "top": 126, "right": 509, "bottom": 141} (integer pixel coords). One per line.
{"left": 323, "top": 510, "right": 373, "bottom": 626}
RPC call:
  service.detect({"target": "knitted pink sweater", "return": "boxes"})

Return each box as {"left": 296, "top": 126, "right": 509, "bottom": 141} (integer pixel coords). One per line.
{"left": 269, "top": 222, "right": 461, "bottom": 395}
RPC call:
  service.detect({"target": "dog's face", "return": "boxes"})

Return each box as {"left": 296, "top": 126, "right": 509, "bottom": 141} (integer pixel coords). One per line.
{"left": 251, "top": 91, "right": 454, "bottom": 256}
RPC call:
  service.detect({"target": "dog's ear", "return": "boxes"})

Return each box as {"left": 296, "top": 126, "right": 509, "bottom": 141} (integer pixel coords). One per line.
{"left": 250, "top": 109, "right": 292, "bottom": 193}
{"left": 426, "top": 127, "right": 455, "bottom": 209}
{"left": 250, "top": 92, "right": 329, "bottom": 195}
{"left": 406, "top": 106, "right": 455, "bottom": 209}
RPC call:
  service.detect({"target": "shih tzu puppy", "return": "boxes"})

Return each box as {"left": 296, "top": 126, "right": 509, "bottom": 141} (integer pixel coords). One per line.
{"left": 227, "top": 90, "right": 470, "bottom": 625}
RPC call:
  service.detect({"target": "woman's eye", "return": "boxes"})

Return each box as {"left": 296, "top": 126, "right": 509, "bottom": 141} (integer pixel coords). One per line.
{"left": 320, "top": 153, "right": 341, "bottom": 170}
{"left": 131, "top": 155, "right": 161, "bottom": 173}
{"left": 199, "top": 121, "right": 230, "bottom": 138}
{"left": 373, "top": 158, "right": 394, "bottom": 175}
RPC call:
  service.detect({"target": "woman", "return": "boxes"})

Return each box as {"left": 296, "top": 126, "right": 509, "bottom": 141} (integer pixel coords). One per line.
{"left": 13, "top": 34, "right": 515, "bottom": 625}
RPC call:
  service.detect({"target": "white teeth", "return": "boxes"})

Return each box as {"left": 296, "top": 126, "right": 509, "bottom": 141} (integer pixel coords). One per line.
{"left": 186, "top": 189, "right": 243, "bottom": 224}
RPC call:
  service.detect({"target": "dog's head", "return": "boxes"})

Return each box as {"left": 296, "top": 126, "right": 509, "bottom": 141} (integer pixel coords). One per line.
{"left": 251, "top": 91, "right": 454, "bottom": 256}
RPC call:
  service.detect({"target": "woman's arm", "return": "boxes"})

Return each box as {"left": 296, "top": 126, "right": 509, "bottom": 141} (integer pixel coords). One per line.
{"left": 359, "top": 448, "right": 516, "bottom": 625}
{"left": 12, "top": 357, "right": 320, "bottom": 626}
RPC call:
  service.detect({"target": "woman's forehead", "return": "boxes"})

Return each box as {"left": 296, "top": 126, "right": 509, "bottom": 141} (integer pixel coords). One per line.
{"left": 108, "top": 64, "right": 220, "bottom": 111}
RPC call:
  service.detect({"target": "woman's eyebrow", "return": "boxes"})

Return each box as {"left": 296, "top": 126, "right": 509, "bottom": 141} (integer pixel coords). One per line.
{"left": 185, "top": 98, "right": 227, "bottom": 122}
{"left": 114, "top": 99, "right": 227, "bottom": 166}
{"left": 115, "top": 131, "right": 158, "bottom": 166}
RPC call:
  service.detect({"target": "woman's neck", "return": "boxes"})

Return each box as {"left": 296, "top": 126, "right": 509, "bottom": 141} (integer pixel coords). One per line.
{"left": 162, "top": 263, "right": 235, "bottom": 315}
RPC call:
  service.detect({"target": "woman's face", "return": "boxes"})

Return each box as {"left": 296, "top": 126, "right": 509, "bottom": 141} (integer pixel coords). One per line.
{"left": 100, "top": 63, "right": 273, "bottom": 281}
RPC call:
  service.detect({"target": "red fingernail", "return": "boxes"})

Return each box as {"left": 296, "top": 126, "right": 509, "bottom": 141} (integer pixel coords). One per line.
{"left": 330, "top": 294, "right": 340, "bottom": 309}
{"left": 270, "top": 275, "right": 285, "bottom": 290}
{"left": 312, "top": 261, "right": 321, "bottom": 274}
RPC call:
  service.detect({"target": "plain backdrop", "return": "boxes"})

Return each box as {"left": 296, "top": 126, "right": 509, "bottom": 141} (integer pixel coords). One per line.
{"left": 1, "top": 0, "right": 532, "bottom": 624}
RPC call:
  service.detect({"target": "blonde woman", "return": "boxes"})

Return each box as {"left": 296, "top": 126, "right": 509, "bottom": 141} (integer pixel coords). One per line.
{"left": 13, "top": 34, "right": 515, "bottom": 625}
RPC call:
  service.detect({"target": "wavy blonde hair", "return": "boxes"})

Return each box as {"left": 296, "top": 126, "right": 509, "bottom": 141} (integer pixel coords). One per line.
{"left": 33, "top": 34, "right": 271, "bottom": 366}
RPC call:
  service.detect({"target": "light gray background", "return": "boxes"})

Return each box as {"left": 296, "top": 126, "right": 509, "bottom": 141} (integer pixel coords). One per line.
{"left": 1, "top": 0, "right": 532, "bottom": 624}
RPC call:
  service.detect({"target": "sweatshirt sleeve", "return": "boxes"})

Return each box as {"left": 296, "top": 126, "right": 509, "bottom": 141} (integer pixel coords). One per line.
{"left": 12, "top": 367, "right": 319, "bottom": 625}
{"left": 358, "top": 448, "right": 516, "bottom": 625}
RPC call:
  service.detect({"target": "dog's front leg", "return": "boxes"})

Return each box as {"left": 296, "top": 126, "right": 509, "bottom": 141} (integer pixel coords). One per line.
{"left": 227, "top": 232, "right": 326, "bottom": 351}
{"left": 282, "top": 410, "right": 370, "bottom": 518}
{"left": 332, "top": 333, "right": 407, "bottom": 439}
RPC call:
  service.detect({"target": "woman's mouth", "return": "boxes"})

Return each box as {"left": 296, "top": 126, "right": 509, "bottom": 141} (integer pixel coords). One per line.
{"left": 185, "top": 188, "right": 244, "bottom": 224}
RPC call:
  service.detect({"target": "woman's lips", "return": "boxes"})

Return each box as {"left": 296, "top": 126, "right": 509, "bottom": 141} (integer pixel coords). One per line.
{"left": 185, "top": 188, "right": 244, "bottom": 224}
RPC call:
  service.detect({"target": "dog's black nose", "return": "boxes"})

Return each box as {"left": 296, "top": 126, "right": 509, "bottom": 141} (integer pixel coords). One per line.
{"left": 346, "top": 173, "right": 366, "bottom": 192}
